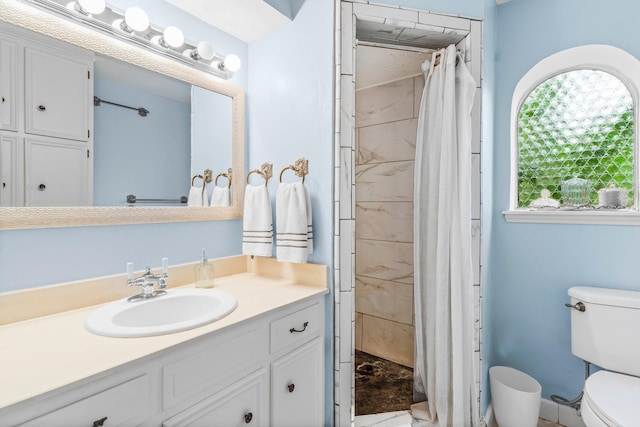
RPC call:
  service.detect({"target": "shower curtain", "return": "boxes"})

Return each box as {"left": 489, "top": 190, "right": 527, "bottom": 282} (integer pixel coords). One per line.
{"left": 413, "top": 44, "right": 478, "bottom": 426}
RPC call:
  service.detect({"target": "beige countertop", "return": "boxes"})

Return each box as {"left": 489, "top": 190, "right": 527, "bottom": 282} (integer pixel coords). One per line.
{"left": 0, "top": 256, "right": 328, "bottom": 409}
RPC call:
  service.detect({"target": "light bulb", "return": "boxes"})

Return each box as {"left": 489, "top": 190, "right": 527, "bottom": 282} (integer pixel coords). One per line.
{"left": 163, "top": 26, "right": 184, "bottom": 48}
{"left": 153, "top": 26, "right": 184, "bottom": 48}
{"left": 123, "top": 6, "right": 149, "bottom": 32}
{"left": 191, "top": 41, "right": 215, "bottom": 61}
{"left": 222, "top": 54, "right": 241, "bottom": 73}
{"left": 67, "top": 0, "right": 105, "bottom": 15}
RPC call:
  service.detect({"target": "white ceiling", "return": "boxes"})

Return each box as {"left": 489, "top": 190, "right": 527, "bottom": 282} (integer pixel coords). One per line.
{"left": 164, "top": 0, "right": 292, "bottom": 43}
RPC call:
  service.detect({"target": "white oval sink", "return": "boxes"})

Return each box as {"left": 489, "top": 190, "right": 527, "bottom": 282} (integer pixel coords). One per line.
{"left": 85, "top": 288, "right": 237, "bottom": 338}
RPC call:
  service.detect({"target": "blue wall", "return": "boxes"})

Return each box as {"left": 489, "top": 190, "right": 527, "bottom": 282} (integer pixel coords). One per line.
{"left": 93, "top": 78, "right": 190, "bottom": 206}
{"left": 488, "top": 0, "right": 640, "bottom": 404}
{"left": 247, "top": 0, "right": 335, "bottom": 421}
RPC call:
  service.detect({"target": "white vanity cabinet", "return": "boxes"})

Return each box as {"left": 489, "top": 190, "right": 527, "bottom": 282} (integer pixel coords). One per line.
{"left": 162, "top": 298, "right": 325, "bottom": 427}
{"left": 0, "top": 296, "right": 325, "bottom": 427}
{"left": 269, "top": 302, "right": 324, "bottom": 426}
{"left": 17, "top": 375, "right": 150, "bottom": 427}
{"left": 0, "top": 27, "right": 93, "bottom": 206}
{"left": 271, "top": 339, "right": 324, "bottom": 426}
{"left": 24, "top": 46, "right": 91, "bottom": 142}
{"left": 0, "top": 132, "right": 21, "bottom": 206}
{"left": 24, "top": 136, "right": 91, "bottom": 206}
{"left": 163, "top": 370, "right": 269, "bottom": 427}
{"left": 0, "top": 38, "right": 19, "bottom": 132}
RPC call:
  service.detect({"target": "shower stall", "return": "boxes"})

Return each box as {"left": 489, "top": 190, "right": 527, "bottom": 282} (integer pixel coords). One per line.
{"left": 354, "top": 44, "right": 428, "bottom": 415}
{"left": 333, "top": 2, "right": 483, "bottom": 424}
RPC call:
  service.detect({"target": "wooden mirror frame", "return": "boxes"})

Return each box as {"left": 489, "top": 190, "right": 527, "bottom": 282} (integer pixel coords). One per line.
{"left": 0, "top": 0, "right": 245, "bottom": 230}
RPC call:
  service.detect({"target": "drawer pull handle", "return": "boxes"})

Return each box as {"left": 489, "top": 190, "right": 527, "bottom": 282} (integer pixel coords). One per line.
{"left": 289, "top": 321, "right": 309, "bottom": 333}
{"left": 244, "top": 412, "right": 253, "bottom": 423}
{"left": 287, "top": 383, "right": 295, "bottom": 393}
{"left": 38, "top": 105, "right": 46, "bottom": 111}
{"left": 92, "top": 416, "right": 108, "bottom": 427}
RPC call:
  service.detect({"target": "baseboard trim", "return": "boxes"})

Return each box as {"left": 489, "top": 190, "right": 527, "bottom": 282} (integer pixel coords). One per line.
{"left": 485, "top": 398, "right": 585, "bottom": 427}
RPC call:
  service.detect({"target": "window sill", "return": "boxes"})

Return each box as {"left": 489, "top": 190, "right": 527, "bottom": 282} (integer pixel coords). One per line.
{"left": 502, "top": 209, "right": 640, "bottom": 225}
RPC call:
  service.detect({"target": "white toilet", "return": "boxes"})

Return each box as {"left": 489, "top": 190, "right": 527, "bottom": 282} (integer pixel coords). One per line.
{"left": 568, "top": 286, "right": 640, "bottom": 426}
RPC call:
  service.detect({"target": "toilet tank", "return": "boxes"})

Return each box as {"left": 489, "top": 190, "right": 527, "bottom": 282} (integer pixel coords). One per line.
{"left": 568, "top": 286, "right": 640, "bottom": 377}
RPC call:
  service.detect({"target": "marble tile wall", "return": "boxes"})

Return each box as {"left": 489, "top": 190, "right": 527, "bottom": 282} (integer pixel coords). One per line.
{"left": 334, "top": 2, "right": 483, "bottom": 426}
{"left": 354, "top": 69, "right": 425, "bottom": 368}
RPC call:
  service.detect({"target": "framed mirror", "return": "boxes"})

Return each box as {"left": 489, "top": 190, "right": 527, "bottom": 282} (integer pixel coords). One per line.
{"left": 0, "top": 0, "right": 245, "bottom": 230}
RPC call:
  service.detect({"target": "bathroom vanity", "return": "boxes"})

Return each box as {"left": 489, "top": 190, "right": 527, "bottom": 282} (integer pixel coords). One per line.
{"left": 0, "top": 256, "right": 328, "bottom": 426}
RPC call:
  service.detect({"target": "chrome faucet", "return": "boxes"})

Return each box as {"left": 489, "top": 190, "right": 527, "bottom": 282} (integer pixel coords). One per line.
{"left": 126, "top": 258, "right": 168, "bottom": 302}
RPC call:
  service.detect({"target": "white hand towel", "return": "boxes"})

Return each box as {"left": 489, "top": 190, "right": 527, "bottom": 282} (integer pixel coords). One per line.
{"left": 211, "top": 186, "right": 230, "bottom": 207}
{"left": 242, "top": 184, "right": 273, "bottom": 257}
{"left": 187, "top": 185, "right": 208, "bottom": 207}
{"left": 305, "top": 185, "right": 313, "bottom": 255}
{"left": 276, "top": 181, "right": 312, "bottom": 263}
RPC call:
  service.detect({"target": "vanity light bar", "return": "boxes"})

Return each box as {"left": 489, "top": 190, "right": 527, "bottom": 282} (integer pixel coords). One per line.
{"left": 19, "top": 0, "right": 241, "bottom": 79}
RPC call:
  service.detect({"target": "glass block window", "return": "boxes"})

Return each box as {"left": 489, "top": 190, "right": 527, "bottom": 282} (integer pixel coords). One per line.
{"left": 517, "top": 70, "right": 634, "bottom": 208}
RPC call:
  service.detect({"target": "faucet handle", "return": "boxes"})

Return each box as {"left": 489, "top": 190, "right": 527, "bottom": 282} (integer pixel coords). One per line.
{"left": 126, "top": 262, "right": 134, "bottom": 280}
{"left": 162, "top": 257, "right": 169, "bottom": 275}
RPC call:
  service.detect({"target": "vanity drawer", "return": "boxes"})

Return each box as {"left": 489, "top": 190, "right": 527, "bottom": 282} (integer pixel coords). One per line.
{"left": 163, "top": 369, "right": 267, "bottom": 427}
{"left": 18, "top": 375, "right": 148, "bottom": 427}
{"left": 270, "top": 302, "right": 322, "bottom": 354}
{"left": 163, "top": 326, "right": 268, "bottom": 410}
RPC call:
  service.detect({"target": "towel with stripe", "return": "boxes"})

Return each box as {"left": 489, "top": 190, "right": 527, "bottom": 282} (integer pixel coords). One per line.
{"left": 276, "top": 181, "right": 313, "bottom": 263}
{"left": 242, "top": 184, "right": 273, "bottom": 257}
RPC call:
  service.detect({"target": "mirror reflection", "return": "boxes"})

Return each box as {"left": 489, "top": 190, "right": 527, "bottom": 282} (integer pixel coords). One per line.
{"left": 93, "top": 57, "right": 233, "bottom": 207}
{"left": 0, "top": 23, "right": 233, "bottom": 208}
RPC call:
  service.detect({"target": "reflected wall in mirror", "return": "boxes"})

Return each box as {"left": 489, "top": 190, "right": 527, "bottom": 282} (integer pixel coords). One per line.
{"left": 0, "top": 0, "right": 244, "bottom": 229}
{"left": 92, "top": 57, "right": 233, "bottom": 207}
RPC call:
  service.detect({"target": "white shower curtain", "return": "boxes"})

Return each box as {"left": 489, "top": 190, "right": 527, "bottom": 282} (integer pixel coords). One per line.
{"left": 413, "top": 44, "right": 478, "bottom": 427}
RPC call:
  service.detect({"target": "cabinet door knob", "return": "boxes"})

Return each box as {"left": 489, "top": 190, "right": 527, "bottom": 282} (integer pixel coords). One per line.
{"left": 38, "top": 184, "right": 46, "bottom": 191}
{"left": 289, "top": 321, "right": 309, "bottom": 333}
{"left": 1, "top": 96, "right": 5, "bottom": 103}
{"left": 38, "top": 105, "right": 46, "bottom": 111}
{"left": 244, "top": 412, "right": 253, "bottom": 423}
{"left": 287, "top": 383, "right": 295, "bottom": 393}
{"left": 92, "top": 416, "right": 108, "bottom": 427}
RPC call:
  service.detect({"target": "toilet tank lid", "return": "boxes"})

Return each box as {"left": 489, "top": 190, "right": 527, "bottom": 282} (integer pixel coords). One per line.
{"left": 568, "top": 286, "right": 640, "bottom": 309}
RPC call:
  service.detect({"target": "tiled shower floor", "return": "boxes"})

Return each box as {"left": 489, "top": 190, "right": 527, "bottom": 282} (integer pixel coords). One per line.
{"left": 354, "top": 350, "right": 565, "bottom": 427}
{"left": 355, "top": 350, "right": 414, "bottom": 416}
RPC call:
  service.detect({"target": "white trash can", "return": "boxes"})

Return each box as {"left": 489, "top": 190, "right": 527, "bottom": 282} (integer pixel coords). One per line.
{"left": 489, "top": 366, "right": 541, "bottom": 427}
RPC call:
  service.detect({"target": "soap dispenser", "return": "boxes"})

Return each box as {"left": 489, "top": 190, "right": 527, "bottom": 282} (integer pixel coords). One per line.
{"left": 194, "top": 248, "right": 215, "bottom": 288}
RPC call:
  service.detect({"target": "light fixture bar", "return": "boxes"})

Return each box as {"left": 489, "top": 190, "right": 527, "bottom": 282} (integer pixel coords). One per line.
{"left": 18, "top": 0, "right": 240, "bottom": 79}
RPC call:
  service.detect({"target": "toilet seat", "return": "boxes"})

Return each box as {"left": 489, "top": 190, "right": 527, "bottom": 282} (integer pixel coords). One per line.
{"left": 581, "top": 370, "right": 640, "bottom": 427}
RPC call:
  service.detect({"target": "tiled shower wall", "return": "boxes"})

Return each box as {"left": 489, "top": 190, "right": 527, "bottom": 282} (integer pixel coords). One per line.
{"left": 354, "top": 56, "right": 428, "bottom": 368}
{"left": 334, "top": 2, "right": 483, "bottom": 426}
